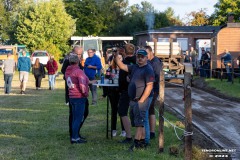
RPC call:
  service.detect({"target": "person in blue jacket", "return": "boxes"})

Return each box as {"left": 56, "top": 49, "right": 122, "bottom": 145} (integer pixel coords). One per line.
{"left": 84, "top": 49, "right": 102, "bottom": 105}
{"left": 221, "top": 49, "right": 232, "bottom": 82}
{"left": 17, "top": 50, "right": 31, "bottom": 94}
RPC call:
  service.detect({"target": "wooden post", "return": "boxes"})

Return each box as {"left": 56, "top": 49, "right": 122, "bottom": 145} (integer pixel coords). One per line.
{"left": 153, "top": 38, "right": 157, "bottom": 55}
{"left": 158, "top": 70, "right": 165, "bottom": 153}
{"left": 231, "top": 59, "right": 234, "bottom": 84}
{"left": 221, "top": 59, "right": 223, "bottom": 81}
{"left": 170, "top": 38, "right": 173, "bottom": 58}
{"left": 184, "top": 72, "right": 192, "bottom": 160}
{"left": 210, "top": 56, "right": 212, "bottom": 78}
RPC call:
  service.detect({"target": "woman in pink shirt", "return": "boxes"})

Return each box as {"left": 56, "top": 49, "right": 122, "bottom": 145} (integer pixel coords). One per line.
{"left": 65, "top": 54, "right": 94, "bottom": 144}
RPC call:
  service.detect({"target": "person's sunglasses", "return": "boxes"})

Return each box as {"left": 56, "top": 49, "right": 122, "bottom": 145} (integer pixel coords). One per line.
{"left": 137, "top": 54, "right": 145, "bottom": 59}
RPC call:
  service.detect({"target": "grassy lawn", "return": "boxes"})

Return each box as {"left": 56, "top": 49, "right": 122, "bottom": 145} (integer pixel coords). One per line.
{"left": 0, "top": 71, "right": 184, "bottom": 160}
{"left": 205, "top": 78, "right": 240, "bottom": 98}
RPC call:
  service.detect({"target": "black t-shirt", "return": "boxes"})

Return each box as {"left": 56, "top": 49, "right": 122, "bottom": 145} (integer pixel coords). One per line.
{"left": 118, "top": 55, "right": 136, "bottom": 92}
{"left": 149, "top": 57, "right": 162, "bottom": 93}
{"left": 127, "top": 64, "right": 155, "bottom": 100}
{"left": 184, "top": 55, "right": 190, "bottom": 63}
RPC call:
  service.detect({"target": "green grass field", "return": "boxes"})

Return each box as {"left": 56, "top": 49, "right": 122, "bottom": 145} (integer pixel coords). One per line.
{"left": 0, "top": 71, "right": 184, "bottom": 160}
{"left": 205, "top": 78, "right": 240, "bottom": 98}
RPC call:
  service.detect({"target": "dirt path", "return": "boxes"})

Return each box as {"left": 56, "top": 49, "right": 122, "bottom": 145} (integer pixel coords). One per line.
{"left": 165, "top": 86, "right": 240, "bottom": 159}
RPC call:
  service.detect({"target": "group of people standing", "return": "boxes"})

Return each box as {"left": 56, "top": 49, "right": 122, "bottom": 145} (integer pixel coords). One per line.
{"left": 61, "top": 44, "right": 163, "bottom": 151}
{"left": 1, "top": 50, "right": 58, "bottom": 95}
{"left": 183, "top": 47, "right": 212, "bottom": 78}
{"left": 106, "top": 43, "right": 162, "bottom": 151}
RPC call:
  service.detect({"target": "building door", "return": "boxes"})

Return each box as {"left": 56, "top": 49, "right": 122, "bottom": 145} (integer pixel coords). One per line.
{"left": 177, "top": 38, "right": 188, "bottom": 51}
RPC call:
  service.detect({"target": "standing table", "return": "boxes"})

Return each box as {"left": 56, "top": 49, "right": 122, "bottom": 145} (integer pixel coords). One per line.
{"left": 93, "top": 80, "right": 118, "bottom": 139}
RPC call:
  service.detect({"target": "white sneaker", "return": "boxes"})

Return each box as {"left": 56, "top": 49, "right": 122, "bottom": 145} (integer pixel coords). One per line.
{"left": 65, "top": 102, "right": 69, "bottom": 105}
{"left": 112, "top": 130, "right": 117, "bottom": 137}
{"left": 119, "top": 131, "right": 126, "bottom": 137}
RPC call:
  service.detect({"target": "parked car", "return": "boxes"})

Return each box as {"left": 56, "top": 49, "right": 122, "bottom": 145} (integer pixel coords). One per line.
{"left": 0, "top": 45, "right": 18, "bottom": 68}
{"left": 31, "top": 50, "right": 49, "bottom": 65}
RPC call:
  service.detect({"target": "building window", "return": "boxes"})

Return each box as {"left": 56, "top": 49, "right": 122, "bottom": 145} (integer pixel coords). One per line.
{"left": 158, "top": 38, "right": 170, "bottom": 42}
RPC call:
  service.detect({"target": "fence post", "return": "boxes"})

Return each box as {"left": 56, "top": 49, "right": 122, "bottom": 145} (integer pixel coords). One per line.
{"left": 221, "top": 59, "right": 223, "bottom": 81}
{"left": 158, "top": 70, "right": 165, "bottom": 153}
{"left": 210, "top": 57, "right": 212, "bottom": 78}
{"left": 184, "top": 72, "right": 192, "bottom": 160}
{"left": 232, "top": 59, "right": 234, "bottom": 84}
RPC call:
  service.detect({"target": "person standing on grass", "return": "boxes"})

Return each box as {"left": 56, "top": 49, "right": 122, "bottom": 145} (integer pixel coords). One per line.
{"left": 61, "top": 46, "right": 89, "bottom": 142}
{"left": 65, "top": 54, "right": 90, "bottom": 144}
{"left": 84, "top": 48, "right": 102, "bottom": 106}
{"left": 117, "top": 43, "right": 136, "bottom": 143}
{"left": 114, "top": 49, "right": 155, "bottom": 151}
{"left": 2, "top": 53, "right": 15, "bottom": 94}
{"left": 32, "top": 58, "right": 45, "bottom": 90}
{"left": 46, "top": 55, "right": 58, "bottom": 90}
{"left": 145, "top": 45, "right": 163, "bottom": 144}
{"left": 17, "top": 50, "right": 31, "bottom": 95}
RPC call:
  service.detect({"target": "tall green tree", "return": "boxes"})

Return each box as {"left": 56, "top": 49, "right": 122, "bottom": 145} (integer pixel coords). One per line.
{"left": 15, "top": 0, "right": 76, "bottom": 59}
{"left": 64, "top": 0, "right": 105, "bottom": 36}
{"left": 211, "top": 0, "right": 240, "bottom": 26}
{"left": 164, "top": 7, "right": 183, "bottom": 26}
{"left": 0, "top": 0, "right": 7, "bottom": 43}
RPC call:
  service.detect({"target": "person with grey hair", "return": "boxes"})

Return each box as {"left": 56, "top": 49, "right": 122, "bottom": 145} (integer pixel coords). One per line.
{"left": 61, "top": 46, "right": 90, "bottom": 142}
{"left": 65, "top": 54, "right": 95, "bottom": 144}
{"left": 62, "top": 46, "right": 84, "bottom": 104}
{"left": 2, "top": 53, "right": 15, "bottom": 94}
{"left": 84, "top": 48, "right": 102, "bottom": 106}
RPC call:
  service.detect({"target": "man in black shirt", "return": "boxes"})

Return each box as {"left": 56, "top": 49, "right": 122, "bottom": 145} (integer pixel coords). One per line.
{"left": 114, "top": 49, "right": 155, "bottom": 150}
{"left": 145, "top": 46, "right": 163, "bottom": 143}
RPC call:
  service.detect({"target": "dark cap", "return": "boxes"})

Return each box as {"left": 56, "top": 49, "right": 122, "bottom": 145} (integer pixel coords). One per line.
{"left": 137, "top": 50, "right": 147, "bottom": 56}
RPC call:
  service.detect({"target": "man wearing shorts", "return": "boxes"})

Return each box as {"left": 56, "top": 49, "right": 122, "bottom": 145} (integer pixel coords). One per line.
{"left": 114, "top": 49, "right": 155, "bottom": 150}
{"left": 17, "top": 50, "right": 31, "bottom": 95}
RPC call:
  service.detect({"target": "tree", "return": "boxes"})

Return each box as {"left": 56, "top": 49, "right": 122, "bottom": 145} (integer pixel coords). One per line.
{"left": 184, "top": 8, "right": 209, "bottom": 26}
{"left": 15, "top": 0, "right": 76, "bottom": 59}
{"left": 164, "top": 7, "right": 183, "bottom": 26}
{"left": 211, "top": 0, "right": 240, "bottom": 26}
{"left": 64, "top": 0, "right": 105, "bottom": 36}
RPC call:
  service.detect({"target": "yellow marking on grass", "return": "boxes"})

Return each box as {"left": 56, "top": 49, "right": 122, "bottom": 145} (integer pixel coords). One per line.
{"left": 0, "top": 134, "right": 23, "bottom": 139}
{"left": 0, "top": 120, "right": 38, "bottom": 124}
{"left": 0, "top": 108, "right": 44, "bottom": 112}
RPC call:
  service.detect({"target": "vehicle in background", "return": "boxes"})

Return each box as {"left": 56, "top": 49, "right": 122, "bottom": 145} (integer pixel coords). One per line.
{"left": 0, "top": 45, "right": 18, "bottom": 68}
{"left": 31, "top": 50, "right": 49, "bottom": 65}
{"left": 196, "top": 39, "right": 211, "bottom": 61}
{"left": 16, "top": 45, "right": 30, "bottom": 57}
{"left": 71, "top": 36, "right": 133, "bottom": 67}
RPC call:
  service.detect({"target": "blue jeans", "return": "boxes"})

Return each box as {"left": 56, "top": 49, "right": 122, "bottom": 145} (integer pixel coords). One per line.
{"left": 69, "top": 98, "right": 86, "bottom": 140}
{"left": 48, "top": 74, "right": 56, "bottom": 89}
{"left": 145, "top": 96, "right": 153, "bottom": 144}
{"left": 225, "top": 65, "right": 232, "bottom": 81}
{"left": 4, "top": 74, "right": 13, "bottom": 94}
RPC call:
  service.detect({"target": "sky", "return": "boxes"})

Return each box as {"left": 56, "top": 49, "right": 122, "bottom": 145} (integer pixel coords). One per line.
{"left": 128, "top": 0, "right": 219, "bottom": 20}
